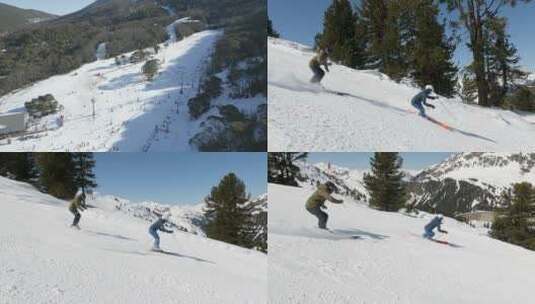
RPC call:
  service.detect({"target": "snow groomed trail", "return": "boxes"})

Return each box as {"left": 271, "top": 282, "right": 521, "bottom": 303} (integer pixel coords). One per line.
{"left": 0, "top": 177, "right": 266, "bottom": 304}
{"left": 0, "top": 22, "right": 221, "bottom": 152}
{"left": 268, "top": 38, "right": 535, "bottom": 152}
{"left": 268, "top": 183, "right": 535, "bottom": 304}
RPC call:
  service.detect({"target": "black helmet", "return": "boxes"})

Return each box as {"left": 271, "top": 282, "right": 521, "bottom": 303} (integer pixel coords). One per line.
{"left": 325, "top": 181, "right": 336, "bottom": 192}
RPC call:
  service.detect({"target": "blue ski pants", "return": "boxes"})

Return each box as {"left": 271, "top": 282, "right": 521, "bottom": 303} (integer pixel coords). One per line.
{"left": 411, "top": 100, "right": 426, "bottom": 117}
{"left": 149, "top": 228, "right": 160, "bottom": 249}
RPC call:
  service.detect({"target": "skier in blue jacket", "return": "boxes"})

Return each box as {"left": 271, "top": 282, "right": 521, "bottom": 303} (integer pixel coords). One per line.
{"left": 411, "top": 85, "right": 438, "bottom": 117}
{"left": 149, "top": 214, "right": 173, "bottom": 251}
{"left": 423, "top": 214, "right": 448, "bottom": 239}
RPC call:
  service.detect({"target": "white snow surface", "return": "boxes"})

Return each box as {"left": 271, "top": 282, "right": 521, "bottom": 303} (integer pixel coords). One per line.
{"left": 268, "top": 38, "right": 535, "bottom": 152}
{"left": 268, "top": 183, "right": 535, "bottom": 304}
{"left": 0, "top": 177, "right": 266, "bottom": 304}
{"left": 0, "top": 28, "right": 221, "bottom": 151}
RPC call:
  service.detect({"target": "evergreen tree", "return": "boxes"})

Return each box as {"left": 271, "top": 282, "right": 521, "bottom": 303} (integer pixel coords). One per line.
{"left": 319, "top": 0, "right": 365, "bottom": 68}
{"left": 268, "top": 153, "right": 307, "bottom": 186}
{"left": 35, "top": 153, "right": 77, "bottom": 199}
{"left": 0, "top": 153, "right": 37, "bottom": 182}
{"left": 142, "top": 59, "right": 159, "bottom": 81}
{"left": 459, "top": 66, "right": 478, "bottom": 104}
{"left": 486, "top": 17, "right": 526, "bottom": 106}
{"left": 363, "top": 152, "right": 407, "bottom": 211}
{"left": 491, "top": 182, "right": 535, "bottom": 250}
{"left": 358, "top": 0, "right": 387, "bottom": 70}
{"left": 409, "top": 0, "right": 457, "bottom": 97}
{"left": 440, "top": 0, "right": 532, "bottom": 106}
{"left": 267, "top": 18, "right": 280, "bottom": 38}
{"left": 73, "top": 153, "right": 97, "bottom": 196}
{"left": 204, "top": 173, "right": 253, "bottom": 248}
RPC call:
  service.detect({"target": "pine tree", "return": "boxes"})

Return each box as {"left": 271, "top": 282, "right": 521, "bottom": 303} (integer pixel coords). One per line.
{"left": 142, "top": 59, "right": 159, "bottom": 81}
{"left": 35, "top": 153, "right": 77, "bottom": 199}
{"left": 363, "top": 152, "right": 407, "bottom": 211}
{"left": 319, "top": 0, "right": 364, "bottom": 68}
{"left": 441, "top": 0, "right": 532, "bottom": 106}
{"left": 0, "top": 153, "right": 37, "bottom": 182}
{"left": 460, "top": 66, "right": 478, "bottom": 104}
{"left": 73, "top": 153, "right": 97, "bottom": 196}
{"left": 486, "top": 17, "right": 526, "bottom": 106}
{"left": 204, "top": 173, "right": 253, "bottom": 248}
{"left": 358, "top": 0, "right": 388, "bottom": 70}
{"left": 267, "top": 18, "right": 280, "bottom": 38}
{"left": 491, "top": 182, "right": 535, "bottom": 250}
{"left": 268, "top": 152, "right": 307, "bottom": 186}
{"left": 409, "top": 0, "right": 457, "bottom": 97}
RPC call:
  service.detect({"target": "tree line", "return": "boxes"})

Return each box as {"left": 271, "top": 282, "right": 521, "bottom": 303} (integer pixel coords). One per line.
{"left": 0, "top": 152, "right": 97, "bottom": 199}
{"left": 0, "top": 152, "right": 266, "bottom": 252}
{"left": 269, "top": 0, "right": 533, "bottom": 109}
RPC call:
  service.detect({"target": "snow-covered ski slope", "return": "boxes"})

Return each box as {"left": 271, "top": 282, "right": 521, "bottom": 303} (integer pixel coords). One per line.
{"left": 0, "top": 177, "right": 266, "bottom": 304}
{"left": 268, "top": 183, "right": 535, "bottom": 304}
{"left": 268, "top": 38, "right": 535, "bottom": 152}
{"left": 0, "top": 27, "right": 221, "bottom": 151}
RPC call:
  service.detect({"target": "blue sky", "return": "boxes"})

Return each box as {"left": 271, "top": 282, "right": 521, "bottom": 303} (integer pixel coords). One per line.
{"left": 1, "top": 0, "right": 94, "bottom": 15}
{"left": 269, "top": 0, "right": 535, "bottom": 72}
{"left": 307, "top": 152, "right": 453, "bottom": 170}
{"left": 93, "top": 153, "right": 267, "bottom": 205}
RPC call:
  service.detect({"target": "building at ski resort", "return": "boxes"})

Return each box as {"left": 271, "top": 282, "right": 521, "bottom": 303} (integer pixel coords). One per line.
{"left": 0, "top": 111, "right": 27, "bottom": 135}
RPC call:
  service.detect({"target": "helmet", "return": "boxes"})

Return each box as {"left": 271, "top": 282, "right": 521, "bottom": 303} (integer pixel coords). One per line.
{"left": 437, "top": 214, "right": 444, "bottom": 219}
{"left": 425, "top": 84, "right": 434, "bottom": 92}
{"left": 324, "top": 181, "right": 336, "bottom": 193}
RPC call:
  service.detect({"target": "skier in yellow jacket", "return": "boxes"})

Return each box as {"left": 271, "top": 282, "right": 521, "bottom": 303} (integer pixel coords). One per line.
{"left": 305, "top": 182, "right": 343, "bottom": 229}
{"left": 69, "top": 190, "right": 87, "bottom": 229}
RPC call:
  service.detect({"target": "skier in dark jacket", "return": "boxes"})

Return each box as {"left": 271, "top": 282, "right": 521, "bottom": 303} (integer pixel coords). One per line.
{"left": 305, "top": 182, "right": 343, "bottom": 229}
{"left": 69, "top": 190, "right": 87, "bottom": 229}
{"left": 309, "top": 48, "right": 331, "bottom": 84}
{"left": 149, "top": 214, "right": 173, "bottom": 251}
{"left": 411, "top": 85, "right": 438, "bottom": 117}
{"left": 423, "top": 214, "right": 448, "bottom": 239}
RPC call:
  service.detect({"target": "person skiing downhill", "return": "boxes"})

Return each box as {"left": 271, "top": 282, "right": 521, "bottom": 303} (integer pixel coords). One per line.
{"left": 411, "top": 85, "right": 438, "bottom": 117}
{"left": 423, "top": 214, "right": 448, "bottom": 239}
{"left": 309, "top": 48, "right": 331, "bottom": 84}
{"left": 305, "top": 181, "right": 343, "bottom": 229}
{"left": 69, "top": 190, "right": 87, "bottom": 229}
{"left": 149, "top": 213, "right": 174, "bottom": 251}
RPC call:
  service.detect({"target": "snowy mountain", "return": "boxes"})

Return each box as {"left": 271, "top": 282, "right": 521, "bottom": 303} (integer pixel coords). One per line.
{"left": 0, "top": 176, "right": 266, "bottom": 303}
{"left": 409, "top": 153, "right": 535, "bottom": 215}
{"left": 268, "top": 183, "right": 535, "bottom": 304}
{"left": 0, "top": 28, "right": 221, "bottom": 151}
{"left": 91, "top": 191, "right": 268, "bottom": 242}
{"left": 296, "top": 161, "right": 368, "bottom": 201}
{"left": 0, "top": 1, "right": 266, "bottom": 151}
{"left": 295, "top": 153, "right": 535, "bottom": 217}
{"left": 268, "top": 38, "right": 535, "bottom": 151}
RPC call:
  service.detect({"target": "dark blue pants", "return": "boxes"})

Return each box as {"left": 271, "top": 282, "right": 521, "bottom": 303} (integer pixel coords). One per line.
{"left": 411, "top": 100, "right": 426, "bottom": 116}
{"left": 149, "top": 229, "right": 160, "bottom": 249}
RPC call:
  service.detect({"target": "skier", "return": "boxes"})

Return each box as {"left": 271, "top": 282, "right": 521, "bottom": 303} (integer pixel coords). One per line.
{"left": 305, "top": 181, "right": 343, "bottom": 229}
{"left": 411, "top": 85, "right": 438, "bottom": 117}
{"left": 148, "top": 214, "right": 174, "bottom": 251}
{"left": 423, "top": 214, "right": 448, "bottom": 239}
{"left": 309, "top": 47, "right": 331, "bottom": 84}
{"left": 69, "top": 190, "right": 87, "bottom": 229}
